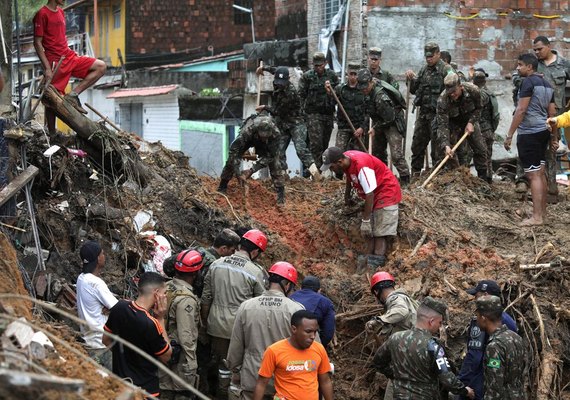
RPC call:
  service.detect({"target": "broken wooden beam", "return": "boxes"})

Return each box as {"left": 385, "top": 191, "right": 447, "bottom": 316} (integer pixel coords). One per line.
{"left": 0, "top": 165, "right": 38, "bottom": 208}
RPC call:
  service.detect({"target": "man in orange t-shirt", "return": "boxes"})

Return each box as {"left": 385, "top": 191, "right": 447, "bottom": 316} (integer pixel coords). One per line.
{"left": 253, "top": 310, "right": 334, "bottom": 400}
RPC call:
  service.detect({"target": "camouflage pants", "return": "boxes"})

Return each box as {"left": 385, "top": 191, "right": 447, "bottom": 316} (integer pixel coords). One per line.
{"left": 306, "top": 113, "right": 334, "bottom": 168}
{"left": 278, "top": 120, "right": 314, "bottom": 171}
{"left": 481, "top": 128, "right": 494, "bottom": 175}
{"left": 515, "top": 146, "right": 558, "bottom": 195}
{"left": 449, "top": 123, "right": 488, "bottom": 173}
{"left": 220, "top": 152, "right": 285, "bottom": 189}
{"left": 411, "top": 112, "right": 439, "bottom": 173}
{"left": 371, "top": 125, "right": 410, "bottom": 178}
{"left": 335, "top": 128, "right": 367, "bottom": 152}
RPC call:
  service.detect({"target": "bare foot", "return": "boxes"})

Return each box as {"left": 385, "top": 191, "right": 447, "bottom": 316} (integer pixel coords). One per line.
{"left": 519, "top": 217, "right": 543, "bottom": 227}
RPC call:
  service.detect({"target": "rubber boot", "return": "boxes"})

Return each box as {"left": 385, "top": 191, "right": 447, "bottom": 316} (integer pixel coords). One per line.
{"left": 276, "top": 187, "right": 285, "bottom": 205}
{"left": 367, "top": 254, "right": 387, "bottom": 273}
{"left": 217, "top": 179, "right": 229, "bottom": 194}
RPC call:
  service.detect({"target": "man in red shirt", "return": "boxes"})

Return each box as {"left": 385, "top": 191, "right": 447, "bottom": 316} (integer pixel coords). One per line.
{"left": 321, "top": 146, "right": 401, "bottom": 270}
{"left": 33, "top": 0, "right": 106, "bottom": 134}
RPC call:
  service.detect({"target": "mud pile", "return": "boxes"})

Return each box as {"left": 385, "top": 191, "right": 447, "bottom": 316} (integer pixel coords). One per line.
{"left": 1, "top": 128, "right": 569, "bottom": 399}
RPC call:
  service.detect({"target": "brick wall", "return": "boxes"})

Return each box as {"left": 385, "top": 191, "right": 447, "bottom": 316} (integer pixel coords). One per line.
{"left": 364, "top": 0, "right": 570, "bottom": 77}
{"left": 126, "top": 0, "right": 276, "bottom": 63}
{"left": 275, "top": 0, "right": 307, "bottom": 39}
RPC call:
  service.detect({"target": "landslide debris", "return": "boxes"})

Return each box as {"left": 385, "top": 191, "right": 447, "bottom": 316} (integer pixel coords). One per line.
{"left": 1, "top": 127, "right": 569, "bottom": 399}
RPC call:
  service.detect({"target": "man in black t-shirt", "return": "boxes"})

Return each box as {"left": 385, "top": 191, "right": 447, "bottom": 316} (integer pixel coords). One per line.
{"left": 104, "top": 272, "right": 172, "bottom": 397}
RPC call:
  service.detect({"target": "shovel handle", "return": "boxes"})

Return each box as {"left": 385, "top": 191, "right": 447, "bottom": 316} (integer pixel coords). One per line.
{"left": 421, "top": 129, "right": 471, "bottom": 188}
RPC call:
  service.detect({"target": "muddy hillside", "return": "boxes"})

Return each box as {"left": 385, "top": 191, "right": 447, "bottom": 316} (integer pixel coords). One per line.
{"left": 1, "top": 129, "right": 570, "bottom": 399}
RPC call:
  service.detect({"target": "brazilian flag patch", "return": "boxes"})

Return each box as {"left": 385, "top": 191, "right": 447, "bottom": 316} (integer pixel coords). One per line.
{"left": 487, "top": 358, "right": 501, "bottom": 369}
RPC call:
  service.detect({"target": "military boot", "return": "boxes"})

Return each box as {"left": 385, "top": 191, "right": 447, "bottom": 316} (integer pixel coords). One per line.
{"left": 400, "top": 174, "right": 410, "bottom": 187}
{"left": 276, "top": 187, "right": 285, "bottom": 205}
{"left": 217, "top": 179, "right": 229, "bottom": 194}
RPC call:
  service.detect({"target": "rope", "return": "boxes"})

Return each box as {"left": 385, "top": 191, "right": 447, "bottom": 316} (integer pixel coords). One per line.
{"left": 443, "top": 12, "right": 479, "bottom": 20}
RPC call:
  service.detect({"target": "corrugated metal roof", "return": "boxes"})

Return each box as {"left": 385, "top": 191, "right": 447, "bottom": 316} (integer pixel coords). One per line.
{"left": 107, "top": 84, "right": 179, "bottom": 99}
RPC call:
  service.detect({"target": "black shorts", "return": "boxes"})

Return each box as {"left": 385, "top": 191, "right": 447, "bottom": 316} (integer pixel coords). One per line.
{"left": 517, "top": 130, "right": 550, "bottom": 173}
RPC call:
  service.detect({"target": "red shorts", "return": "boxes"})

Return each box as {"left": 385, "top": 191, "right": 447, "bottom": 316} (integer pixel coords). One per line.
{"left": 50, "top": 53, "right": 96, "bottom": 94}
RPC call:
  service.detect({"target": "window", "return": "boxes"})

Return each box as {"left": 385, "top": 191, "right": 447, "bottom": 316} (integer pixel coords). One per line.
{"left": 323, "top": 0, "right": 342, "bottom": 29}
{"left": 233, "top": 0, "right": 253, "bottom": 25}
{"left": 113, "top": 4, "right": 121, "bottom": 29}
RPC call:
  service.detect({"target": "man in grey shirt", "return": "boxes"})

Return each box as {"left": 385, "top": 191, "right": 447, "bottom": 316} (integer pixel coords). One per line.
{"left": 504, "top": 53, "right": 558, "bottom": 227}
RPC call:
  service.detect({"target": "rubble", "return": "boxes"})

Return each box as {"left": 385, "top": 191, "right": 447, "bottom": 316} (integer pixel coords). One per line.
{"left": 0, "top": 121, "right": 569, "bottom": 398}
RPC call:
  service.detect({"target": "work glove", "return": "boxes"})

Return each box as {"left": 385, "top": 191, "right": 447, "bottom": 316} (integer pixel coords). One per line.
{"left": 360, "top": 219, "right": 372, "bottom": 238}
{"left": 365, "top": 317, "right": 382, "bottom": 333}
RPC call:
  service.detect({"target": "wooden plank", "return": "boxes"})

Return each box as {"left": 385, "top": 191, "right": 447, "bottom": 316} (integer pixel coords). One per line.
{"left": 0, "top": 165, "right": 39, "bottom": 208}
{"left": 0, "top": 368, "right": 84, "bottom": 392}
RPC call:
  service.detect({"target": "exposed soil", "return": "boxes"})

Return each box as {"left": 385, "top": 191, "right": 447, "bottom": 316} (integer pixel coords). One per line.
{"left": 1, "top": 130, "right": 570, "bottom": 399}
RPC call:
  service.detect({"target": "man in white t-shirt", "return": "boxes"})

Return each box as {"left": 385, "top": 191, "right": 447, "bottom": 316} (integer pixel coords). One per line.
{"left": 76, "top": 240, "right": 118, "bottom": 369}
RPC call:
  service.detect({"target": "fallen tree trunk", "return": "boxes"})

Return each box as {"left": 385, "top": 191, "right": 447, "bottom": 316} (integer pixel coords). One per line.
{"left": 41, "top": 85, "right": 154, "bottom": 187}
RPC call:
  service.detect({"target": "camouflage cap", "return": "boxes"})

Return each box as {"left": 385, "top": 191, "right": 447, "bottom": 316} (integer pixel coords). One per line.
{"left": 475, "top": 295, "right": 503, "bottom": 314}
{"left": 421, "top": 296, "right": 447, "bottom": 318}
{"left": 444, "top": 73, "right": 460, "bottom": 93}
{"left": 424, "top": 42, "right": 440, "bottom": 57}
{"left": 347, "top": 63, "right": 361, "bottom": 71}
{"left": 356, "top": 68, "right": 372, "bottom": 90}
{"left": 313, "top": 52, "right": 327, "bottom": 65}
{"left": 254, "top": 115, "right": 278, "bottom": 139}
{"left": 368, "top": 47, "right": 382, "bottom": 58}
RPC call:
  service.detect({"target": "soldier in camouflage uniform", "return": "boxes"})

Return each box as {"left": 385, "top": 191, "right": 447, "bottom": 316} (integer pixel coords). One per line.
{"left": 325, "top": 63, "right": 369, "bottom": 152}
{"left": 406, "top": 42, "right": 454, "bottom": 176}
{"left": 256, "top": 66, "right": 320, "bottom": 179}
{"left": 372, "top": 297, "right": 475, "bottom": 399}
{"left": 472, "top": 69, "right": 500, "bottom": 177}
{"left": 436, "top": 73, "right": 490, "bottom": 182}
{"left": 160, "top": 250, "right": 203, "bottom": 400}
{"left": 365, "top": 271, "right": 418, "bottom": 400}
{"left": 358, "top": 69, "right": 410, "bottom": 184}
{"left": 217, "top": 113, "right": 287, "bottom": 203}
{"left": 368, "top": 47, "right": 399, "bottom": 89}
{"left": 532, "top": 36, "right": 570, "bottom": 200}
{"left": 298, "top": 52, "right": 340, "bottom": 168}
{"left": 475, "top": 296, "right": 526, "bottom": 400}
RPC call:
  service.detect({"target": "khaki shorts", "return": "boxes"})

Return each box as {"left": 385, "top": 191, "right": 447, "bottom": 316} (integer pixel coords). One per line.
{"left": 372, "top": 205, "right": 399, "bottom": 237}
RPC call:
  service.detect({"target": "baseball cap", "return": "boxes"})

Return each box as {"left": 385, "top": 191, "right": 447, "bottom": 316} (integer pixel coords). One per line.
{"left": 273, "top": 66, "right": 289, "bottom": 86}
{"left": 301, "top": 276, "right": 321, "bottom": 291}
{"left": 368, "top": 47, "right": 382, "bottom": 58}
{"left": 356, "top": 68, "right": 372, "bottom": 90}
{"left": 320, "top": 146, "right": 344, "bottom": 172}
{"left": 474, "top": 68, "right": 489, "bottom": 77}
{"left": 475, "top": 295, "right": 503, "bottom": 314}
{"left": 313, "top": 52, "right": 326, "bottom": 65}
{"left": 444, "top": 73, "right": 460, "bottom": 93}
{"left": 466, "top": 280, "right": 501, "bottom": 296}
{"left": 80, "top": 240, "right": 102, "bottom": 271}
{"left": 424, "top": 42, "right": 439, "bottom": 57}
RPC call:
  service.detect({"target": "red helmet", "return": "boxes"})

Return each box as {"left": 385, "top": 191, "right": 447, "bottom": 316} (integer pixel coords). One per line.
{"left": 269, "top": 262, "right": 298, "bottom": 285}
{"left": 370, "top": 271, "right": 395, "bottom": 292}
{"left": 242, "top": 229, "right": 267, "bottom": 252}
{"left": 175, "top": 250, "right": 204, "bottom": 273}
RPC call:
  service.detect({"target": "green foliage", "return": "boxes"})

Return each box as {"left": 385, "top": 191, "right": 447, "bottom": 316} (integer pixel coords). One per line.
{"left": 14, "top": 0, "right": 45, "bottom": 27}
{"left": 199, "top": 88, "right": 221, "bottom": 97}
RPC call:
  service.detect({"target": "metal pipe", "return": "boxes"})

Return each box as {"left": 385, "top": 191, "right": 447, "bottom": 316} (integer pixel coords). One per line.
{"left": 340, "top": 0, "right": 350, "bottom": 84}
